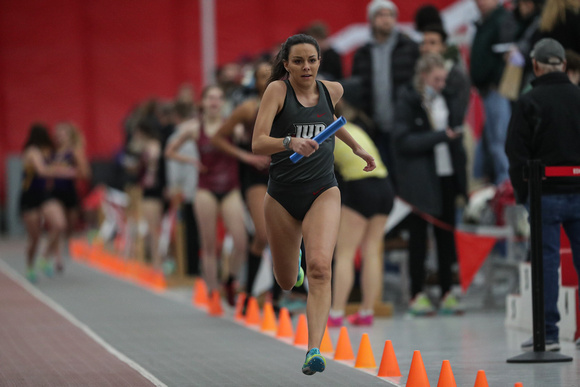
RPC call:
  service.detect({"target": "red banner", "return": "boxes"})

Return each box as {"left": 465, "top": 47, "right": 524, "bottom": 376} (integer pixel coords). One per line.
{"left": 544, "top": 166, "right": 580, "bottom": 177}
{"left": 455, "top": 230, "right": 497, "bottom": 292}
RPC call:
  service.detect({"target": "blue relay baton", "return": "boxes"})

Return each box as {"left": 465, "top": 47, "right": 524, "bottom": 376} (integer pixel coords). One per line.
{"left": 289, "top": 116, "right": 347, "bottom": 163}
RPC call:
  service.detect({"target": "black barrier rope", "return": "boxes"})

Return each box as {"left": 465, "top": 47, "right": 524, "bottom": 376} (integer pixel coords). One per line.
{"left": 507, "top": 160, "right": 575, "bottom": 363}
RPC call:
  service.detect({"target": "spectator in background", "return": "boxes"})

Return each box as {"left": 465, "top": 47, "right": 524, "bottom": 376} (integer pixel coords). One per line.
{"left": 328, "top": 100, "right": 394, "bottom": 327}
{"left": 470, "top": 0, "right": 515, "bottom": 185}
{"left": 351, "top": 0, "right": 419, "bottom": 184}
{"left": 511, "top": 0, "right": 543, "bottom": 87}
{"left": 165, "top": 102, "right": 201, "bottom": 276}
{"left": 505, "top": 38, "right": 580, "bottom": 351}
{"left": 565, "top": 48, "right": 580, "bottom": 85}
{"left": 51, "top": 122, "right": 91, "bottom": 236}
{"left": 216, "top": 62, "right": 244, "bottom": 116}
{"left": 393, "top": 54, "right": 467, "bottom": 315}
{"left": 526, "top": 47, "right": 580, "bottom": 91}
{"left": 20, "top": 123, "right": 76, "bottom": 282}
{"left": 420, "top": 24, "right": 471, "bottom": 130}
{"left": 166, "top": 85, "right": 248, "bottom": 308}
{"left": 131, "top": 121, "right": 165, "bottom": 270}
{"left": 538, "top": 0, "right": 580, "bottom": 53}
{"left": 175, "top": 82, "right": 196, "bottom": 108}
{"left": 414, "top": 4, "right": 444, "bottom": 32}
{"left": 305, "top": 21, "right": 343, "bottom": 81}
{"left": 211, "top": 62, "right": 273, "bottom": 310}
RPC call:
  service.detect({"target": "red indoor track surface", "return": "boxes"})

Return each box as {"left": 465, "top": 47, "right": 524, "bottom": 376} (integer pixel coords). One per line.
{"left": 0, "top": 270, "right": 154, "bottom": 387}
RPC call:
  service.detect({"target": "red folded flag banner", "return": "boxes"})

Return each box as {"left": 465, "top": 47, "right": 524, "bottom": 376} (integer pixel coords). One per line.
{"left": 455, "top": 230, "right": 497, "bottom": 292}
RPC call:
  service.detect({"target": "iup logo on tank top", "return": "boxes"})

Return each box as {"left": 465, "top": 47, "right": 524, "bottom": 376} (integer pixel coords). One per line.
{"left": 293, "top": 122, "right": 326, "bottom": 139}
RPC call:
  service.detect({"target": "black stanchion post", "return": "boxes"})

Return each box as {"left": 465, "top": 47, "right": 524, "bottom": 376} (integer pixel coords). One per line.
{"left": 530, "top": 159, "right": 546, "bottom": 352}
{"left": 507, "top": 160, "right": 572, "bottom": 363}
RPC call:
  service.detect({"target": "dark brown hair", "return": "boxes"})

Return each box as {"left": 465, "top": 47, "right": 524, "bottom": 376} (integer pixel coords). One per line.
{"left": 269, "top": 34, "right": 321, "bottom": 84}
{"left": 23, "top": 123, "right": 54, "bottom": 151}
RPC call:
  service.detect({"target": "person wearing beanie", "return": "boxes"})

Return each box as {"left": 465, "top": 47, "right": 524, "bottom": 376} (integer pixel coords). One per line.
{"left": 366, "top": 0, "right": 398, "bottom": 21}
{"left": 350, "top": 0, "right": 419, "bottom": 187}
{"left": 414, "top": 4, "right": 444, "bottom": 32}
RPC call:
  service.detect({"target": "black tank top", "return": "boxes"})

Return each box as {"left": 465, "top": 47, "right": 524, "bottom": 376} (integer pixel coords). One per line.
{"left": 269, "top": 80, "right": 335, "bottom": 184}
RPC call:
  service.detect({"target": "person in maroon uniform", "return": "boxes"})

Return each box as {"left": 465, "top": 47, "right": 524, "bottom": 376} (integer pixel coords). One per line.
{"left": 166, "top": 85, "right": 247, "bottom": 307}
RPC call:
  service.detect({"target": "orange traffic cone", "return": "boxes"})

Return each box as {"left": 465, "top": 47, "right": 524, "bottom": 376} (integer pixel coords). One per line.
{"left": 294, "top": 314, "right": 308, "bottom": 346}
{"left": 334, "top": 326, "right": 355, "bottom": 361}
{"left": 406, "top": 350, "right": 430, "bottom": 387}
{"left": 437, "top": 360, "right": 457, "bottom": 387}
{"left": 208, "top": 290, "right": 223, "bottom": 317}
{"left": 192, "top": 278, "right": 208, "bottom": 308}
{"left": 276, "top": 307, "right": 294, "bottom": 339}
{"left": 151, "top": 270, "right": 166, "bottom": 291}
{"left": 320, "top": 325, "right": 334, "bottom": 354}
{"left": 377, "top": 340, "right": 401, "bottom": 377}
{"left": 244, "top": 297, "right": 261, "bottom": 327}
{"left": 514, "top": 383, "right": 523, "bottom": 387}
{"left": 234, "top": 292, "right": 246, "bottom": 322}
{"left": 355, "top": 333, "right": 377, "bottom": 368}
{"left": 473, "top": 370, "right": 489, "bottom": 387}
{"left": 260, "top": 302, "right": 278, "bottom": 333}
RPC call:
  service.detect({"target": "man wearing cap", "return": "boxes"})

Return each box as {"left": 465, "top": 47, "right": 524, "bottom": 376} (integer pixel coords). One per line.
{"left": 506, "top": 38, "right": 580, "bottom": 352}
{"left": 350, "top": 0, "right": 419, "bottom": 186}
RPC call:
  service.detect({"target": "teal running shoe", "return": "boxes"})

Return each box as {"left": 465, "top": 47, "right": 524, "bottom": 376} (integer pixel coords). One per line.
{"left": 302, "top": 348, "right": 326, "bottom": 375}
{"left": 26, "top": 268, "right": 37, "bottom": 284}
{"left": 37, "top": 258, "right": 54, "bottom": 278}
{"left": 295, "top": 249, "right": 304, "bottom": 288}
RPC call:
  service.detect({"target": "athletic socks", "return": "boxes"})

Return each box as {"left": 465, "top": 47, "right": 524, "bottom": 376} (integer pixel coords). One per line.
{"left": 329, "top": 309, "right": 345, "bottom": 319}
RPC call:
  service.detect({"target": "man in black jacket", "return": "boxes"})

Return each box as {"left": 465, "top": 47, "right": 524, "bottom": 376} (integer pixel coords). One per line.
{"left": 350, "top": 0, "right": 419, "bottom": 184}
{"left": 506, "top": 38, "right": 580, "bottom": 352}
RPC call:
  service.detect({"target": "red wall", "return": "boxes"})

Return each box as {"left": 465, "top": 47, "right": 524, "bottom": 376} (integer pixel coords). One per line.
{"left": 0, "top": 0, "right": 457, "bottom": 203}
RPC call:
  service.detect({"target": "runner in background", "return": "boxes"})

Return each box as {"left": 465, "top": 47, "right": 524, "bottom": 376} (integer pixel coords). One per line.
{"left": 20, "top": 123, "right": 77, "bottom": 282}
{"left": 328, "top": 101, "right": 394, "bottom": 327}
{"left": 166, "top": 85, "right": 248, "bottom": 307}
{"left": 51, "top": 121, "right": 91, "bottom": 238}
{"left": 211, "top": 61, "right": 274, "bottom": 311}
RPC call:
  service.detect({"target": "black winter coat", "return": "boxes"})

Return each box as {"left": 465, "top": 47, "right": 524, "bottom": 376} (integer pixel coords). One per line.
{"left": 351, "top": 32, "right": 419, "bottom": 120}
{"left": 505, "top": 72, "right": 580, "bottom": 204}
{"left": 393, "top": 84, "right": 467, "bottom": 217}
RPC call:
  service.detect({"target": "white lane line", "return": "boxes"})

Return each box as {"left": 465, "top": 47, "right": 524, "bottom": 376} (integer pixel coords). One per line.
{"left": 0, "top": 259, "right": 168, "bottom": 387}
{"left": 69, "top": 253, "right": 399, "bottom": 385}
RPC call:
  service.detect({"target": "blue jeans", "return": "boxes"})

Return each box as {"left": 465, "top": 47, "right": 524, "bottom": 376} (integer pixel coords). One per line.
{"left": 473, "top": 90, "right": 511, "bottom": 185}
{"left": 538, "top": 194, "right": 580, "bottom": 340}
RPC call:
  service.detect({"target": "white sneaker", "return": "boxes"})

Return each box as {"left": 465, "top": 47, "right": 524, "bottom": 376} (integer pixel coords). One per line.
{"left": 521, "top": 336, "right": 560, "bottom": 352}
